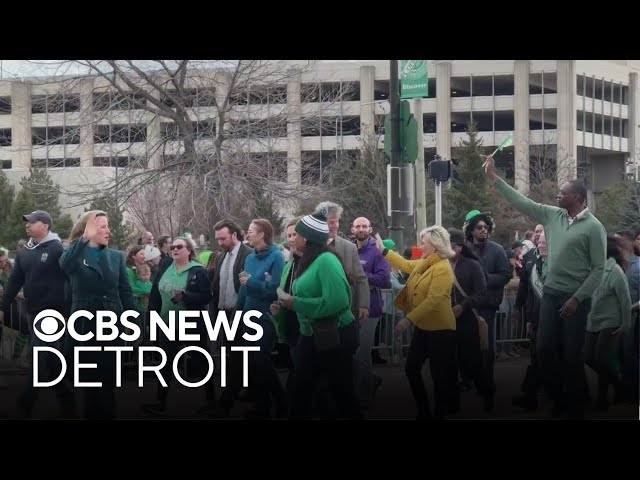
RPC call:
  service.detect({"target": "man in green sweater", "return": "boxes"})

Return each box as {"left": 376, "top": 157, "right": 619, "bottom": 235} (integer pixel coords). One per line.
{"left": 482, "top": 155, "right": 606, "bottom": 419}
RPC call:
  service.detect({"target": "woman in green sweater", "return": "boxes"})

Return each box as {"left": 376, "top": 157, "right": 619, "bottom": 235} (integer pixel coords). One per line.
{"left": 278, "top": 210, "right": 360, "bottom": 419}
{"left": 585, "top": 235, "right": 632, "bottom": 411}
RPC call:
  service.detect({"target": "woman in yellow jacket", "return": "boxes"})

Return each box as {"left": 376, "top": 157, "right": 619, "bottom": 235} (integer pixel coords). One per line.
{"left": 375, "top": 226, "right": 458, "bottom": 419}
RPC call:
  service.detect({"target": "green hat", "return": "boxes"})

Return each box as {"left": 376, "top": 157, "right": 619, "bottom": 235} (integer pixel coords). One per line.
{"left": 465, "top": 210, "right": 482, "bottom": 222}
{"left": 295, "top": 210, "right": 329, "bottom": 245}
{"left": 382, "top": 239, "right": 396, "bottom": 250}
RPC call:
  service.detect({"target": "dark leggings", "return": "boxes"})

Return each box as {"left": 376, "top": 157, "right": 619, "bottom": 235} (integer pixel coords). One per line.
{"left": 291, "top": 322, "right": 361, "bottom": 419}
{"left": 405, "top": 328, "right": 458, "bottom": 418}
{"left": 585, "top": 328, "right": 622, "bottom": 405}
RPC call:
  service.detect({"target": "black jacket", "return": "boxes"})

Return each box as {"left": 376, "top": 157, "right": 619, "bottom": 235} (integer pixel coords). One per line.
{"left": 451, "top": 255, "right": 488, "bottom": 318}
{"left": 0, "top": 233, "right": 68, "bottom": 316}
{"left": 149, "top": 261, "right": 212, "bottom": 312}
{"left": 210, "top": 243, "right": 252, "bottom": 310}
{"left": 468, "top": 240, "right": 511, "bottom": 309}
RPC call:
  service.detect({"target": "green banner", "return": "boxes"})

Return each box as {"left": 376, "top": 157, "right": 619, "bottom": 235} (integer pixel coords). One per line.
{"left": 400, "top": 60, "right": 429, "bottom": 99}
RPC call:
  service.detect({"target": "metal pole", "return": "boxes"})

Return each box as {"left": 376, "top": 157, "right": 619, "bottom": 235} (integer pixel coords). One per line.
{"left": 413, "top": 97, "right": 426, "bottom": 242}
{"left": 388, "top": 60, "right": 404, "bottom": 249}
{"left": 435, "top": 180, "right": 442, "bottom": 226}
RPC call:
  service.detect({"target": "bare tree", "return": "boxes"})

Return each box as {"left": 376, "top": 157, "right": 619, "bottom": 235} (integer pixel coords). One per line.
{"left": 18, "top": 60, "right": 358, "bottom": 233}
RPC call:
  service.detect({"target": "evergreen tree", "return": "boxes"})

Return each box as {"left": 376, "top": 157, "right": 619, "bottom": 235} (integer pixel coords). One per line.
{"left": 5, "top": 169, "right": 74, "bottom": 244}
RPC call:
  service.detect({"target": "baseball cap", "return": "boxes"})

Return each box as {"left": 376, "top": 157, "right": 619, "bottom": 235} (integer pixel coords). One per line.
{"left": 22, "top": 210, "right": 52, "bottom": 226}
{"left": 144, "top": 245, "right": 161, "bottom": 262}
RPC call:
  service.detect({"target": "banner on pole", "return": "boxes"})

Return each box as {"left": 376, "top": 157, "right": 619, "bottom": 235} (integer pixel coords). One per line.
{"left": 400, "top": 60, "right": 429, "bottom": 99}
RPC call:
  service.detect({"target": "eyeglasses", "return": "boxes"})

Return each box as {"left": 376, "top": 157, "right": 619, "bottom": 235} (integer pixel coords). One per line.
{"left": 169, "top": 245, "right": 186, "bottom": 251}
{"left": 475, "top": 225, "right": 488, "bottom": 231}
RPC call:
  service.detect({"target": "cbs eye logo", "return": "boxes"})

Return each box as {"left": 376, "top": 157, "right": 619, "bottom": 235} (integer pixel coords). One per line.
{"left": 32, "top": 309, "right": 66, "bottom": 343}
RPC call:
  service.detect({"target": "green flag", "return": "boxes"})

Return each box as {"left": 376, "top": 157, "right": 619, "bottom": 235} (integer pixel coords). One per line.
{"left": 491, "top": 134, "right": 513, "bottom": 156}
{"left": 400, "top": 60, "right": 429, "bottom": 99}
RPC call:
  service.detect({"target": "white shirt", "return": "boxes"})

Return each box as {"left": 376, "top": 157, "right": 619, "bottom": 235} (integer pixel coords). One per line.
{"left": 567, "top": 207, "right": 589, "bottom": 226}
{"left": 218, "top": 241, "right": 241, "bottom": 310}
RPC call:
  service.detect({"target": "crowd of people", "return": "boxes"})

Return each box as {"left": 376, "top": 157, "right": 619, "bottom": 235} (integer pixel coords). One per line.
{"left": 0, "top": 155, "right": 639, "bottom": 420}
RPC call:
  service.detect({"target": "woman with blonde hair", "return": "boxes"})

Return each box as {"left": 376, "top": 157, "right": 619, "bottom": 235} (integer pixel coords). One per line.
{"left": 60, "top": 210, "right": 136, "bottom": 420}
{"left": 375, "top": 226, "right": 458, "bottom": 419}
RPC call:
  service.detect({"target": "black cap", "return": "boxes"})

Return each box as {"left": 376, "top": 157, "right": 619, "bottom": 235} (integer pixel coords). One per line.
{"left": 22, "top": 210, "right": 52, "bottom": 226}
{"left": 447, "top": 228, "right": 465, "bottom": 246}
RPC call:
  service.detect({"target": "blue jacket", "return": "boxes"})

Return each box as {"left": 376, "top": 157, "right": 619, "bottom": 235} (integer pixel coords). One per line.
{"left": 236, "top": 244, "right": 284, "bottom": 321}
{"left": 357, "top": 237, "right": 391, "bottom": 317}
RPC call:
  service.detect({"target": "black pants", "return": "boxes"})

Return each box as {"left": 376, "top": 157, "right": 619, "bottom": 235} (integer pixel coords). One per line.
{"left": 156, "top": 332, "right": 215, "bottom": 409}
{"left": 291, "top": 322, "right": 360, "bottom": 419}
{"left": 538, "top": 290, "right": 590, "bottom": 418}
{"left": 405, "top": 328, "right": 458, "bottom": 418}
{"left": 77, "top": 348, "right": 119, "bottom": 420}
{"left": 479, "top": 308, "right": 497, "bottom": 392}
{"left": 456, "top": 313, "right": 492, "bottom": 398}
{"left": 218, "top": 309, "right": 250, "bottom": 409}
{"left": 520, "top": 315, "right": 541, "bottom": 398}
{"left": 585, "top": 328, "right": 622, "bottom": 406}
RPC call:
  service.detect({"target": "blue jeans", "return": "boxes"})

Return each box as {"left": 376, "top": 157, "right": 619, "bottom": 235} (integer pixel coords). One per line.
{"left": 538, "top": 289, "right": 591, "bottom": 418}
{"left": 355, "top": 316, "right": 380, "bottom": 408}
{"left": 20, "top": 312, "right": 74, "bottom": 415}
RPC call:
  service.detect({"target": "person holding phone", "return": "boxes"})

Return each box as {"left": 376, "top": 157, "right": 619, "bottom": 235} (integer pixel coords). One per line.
{"left": 141, "top": 237, "right": 212, "bottom": 417}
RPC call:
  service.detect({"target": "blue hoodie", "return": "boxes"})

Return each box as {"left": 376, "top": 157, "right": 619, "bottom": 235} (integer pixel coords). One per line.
{"left": 236, "top": 244, "right": 285, "bottom": 321}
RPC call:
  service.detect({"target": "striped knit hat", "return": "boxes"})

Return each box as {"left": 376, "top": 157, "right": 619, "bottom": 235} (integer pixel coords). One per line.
{"left": 295, "top": 208, "right": 330, "bottom": 245}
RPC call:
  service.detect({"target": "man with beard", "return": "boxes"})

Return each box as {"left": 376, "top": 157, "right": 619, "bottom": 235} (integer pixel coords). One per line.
{"left": 351, "top": 217, "right": 390, "bottom": 411}
{"left": 462, "top": 209, "right": 511, "bottom": 393}
{"left": 483, "top": 154, "right": 606, "bottom": 419}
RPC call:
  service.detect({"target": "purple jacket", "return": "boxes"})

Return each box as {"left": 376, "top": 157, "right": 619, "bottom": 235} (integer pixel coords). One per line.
{"left": 357, "top": 237, "right": 391, "bottom": 317}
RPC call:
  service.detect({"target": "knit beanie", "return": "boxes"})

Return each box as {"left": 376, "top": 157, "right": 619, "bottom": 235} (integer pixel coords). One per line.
{"left": 295, "top": 209, "right": 330, "bottom": 245}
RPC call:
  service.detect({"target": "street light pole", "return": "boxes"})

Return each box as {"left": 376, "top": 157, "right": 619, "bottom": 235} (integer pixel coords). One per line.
{"left": 388, "top": 59, "right": 403, "bottom": 249}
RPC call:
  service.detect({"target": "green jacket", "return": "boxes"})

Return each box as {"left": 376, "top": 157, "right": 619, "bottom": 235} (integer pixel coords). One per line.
{"left": 60, "top": 239, "right": 136, "bottom": 339}
{"left": 291, "top": 252, "right": 355, "bottom": 337}
{"left": 494, "top": 178, "right": 606, "bottom": 302}
{"left": 272, "top": 257, "right": 295, "bottom": 342}
{"left": 587, "top": 257, "right": 632, "bottom": 332}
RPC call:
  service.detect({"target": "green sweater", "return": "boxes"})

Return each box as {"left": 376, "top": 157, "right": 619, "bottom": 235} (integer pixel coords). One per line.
{"left": 494, "top": 178, "right": 606, "bottom": 302}
{"left": 291, "top": 252, "right": 355, "bottom": 337}
{"left": 587, "top": 257, "right": 632, "bottom": 332}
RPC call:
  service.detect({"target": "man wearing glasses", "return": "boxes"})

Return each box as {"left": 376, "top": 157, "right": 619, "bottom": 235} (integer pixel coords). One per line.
{"left": 462, "top": 209, "right": 511, "bottom": 395}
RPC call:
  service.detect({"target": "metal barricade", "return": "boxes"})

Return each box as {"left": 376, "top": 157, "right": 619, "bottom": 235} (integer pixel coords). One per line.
{"left": 0, "top": 297, "right": 31, "bottom": 368}
{"left": 495, "top": 285, "right": 530, "bottom": 353}
{"left": 377, "top": 288, "right": 412, "bottom": 365}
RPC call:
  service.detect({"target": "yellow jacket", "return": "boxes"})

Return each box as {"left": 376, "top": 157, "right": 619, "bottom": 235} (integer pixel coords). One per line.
{"left": 384, "top": 250, "right": 455, "bottom": 331}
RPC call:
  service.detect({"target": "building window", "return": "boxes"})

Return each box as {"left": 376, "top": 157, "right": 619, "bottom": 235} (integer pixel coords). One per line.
{"left": 471, "top": 76, "right": 493, "bottom": 96}
{"left": 93, "top": 156, "right": 132, "bottom": 167}
{"left": 1, "top": 160, "right": 11, "bottom": 169}
{"left": 94, "top": 124, "right": 147, "bottom": 144}
{"left": 0, "top": 97, "right": 10, "bottom": 115}
{"left": 423, "top": 113, "right": 436, "bottom": 133}
{"left": 31, "top": 127, "right": 80, "bottom": 146}
{"left": 301, "top": 82, "right": 360, "bottom": 103}
{"left": 32, "top": 93, "right": 81, "bottom": 114}
{"left": 0, "top": 128, "right": 11, "bottom": 147}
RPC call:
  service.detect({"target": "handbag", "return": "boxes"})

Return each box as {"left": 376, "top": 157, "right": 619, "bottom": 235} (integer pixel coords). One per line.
{"left": 451, "top": 274, "right": 489, "bottom": 352}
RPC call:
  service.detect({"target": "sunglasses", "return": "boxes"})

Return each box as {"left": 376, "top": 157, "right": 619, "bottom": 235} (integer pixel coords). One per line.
{"left": 475, "top": 225, "right": 488, "bottom": 231}
{"left": 170, "top": 245, "right": 186, "bottom": 251}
